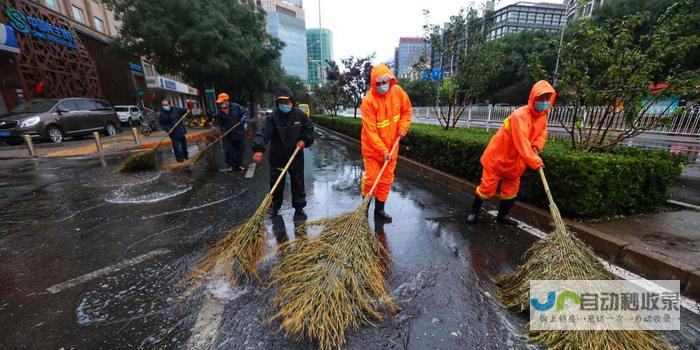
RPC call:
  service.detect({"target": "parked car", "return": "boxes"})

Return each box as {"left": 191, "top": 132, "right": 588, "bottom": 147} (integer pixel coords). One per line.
{"left": 0, "top": 98, "right": 120, "bottom": 145}
{"left": 114, "top": 105, "right": 143, "bottom": 126}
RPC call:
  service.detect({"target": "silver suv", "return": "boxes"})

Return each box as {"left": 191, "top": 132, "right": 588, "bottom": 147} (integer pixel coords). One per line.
{"left": 114, "top": 105, "right": 143, "bottom": 126}
{"left": 0, "top": 98, "right": 120, "bottom": 145}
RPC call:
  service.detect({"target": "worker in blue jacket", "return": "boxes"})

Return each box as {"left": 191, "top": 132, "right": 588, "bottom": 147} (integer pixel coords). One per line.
{"left": 215, "top": 93, "right": 249, "bottom": 172}
{"left": 158, "top": 99, "right": 188, "bottom": 162}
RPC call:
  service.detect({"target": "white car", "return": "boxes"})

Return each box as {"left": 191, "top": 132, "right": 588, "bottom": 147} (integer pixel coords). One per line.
{"left": 114, "top": 105, "right": 143, "bottom": 125}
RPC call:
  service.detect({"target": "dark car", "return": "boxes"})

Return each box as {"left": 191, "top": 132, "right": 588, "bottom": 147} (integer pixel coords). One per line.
{"left": 0, "top": 98, "right": 120, "bottom": 145}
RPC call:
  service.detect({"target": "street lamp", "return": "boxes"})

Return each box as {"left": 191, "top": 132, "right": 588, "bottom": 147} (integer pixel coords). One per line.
{"left": 553, "top": 0, "right": 577, "bottom": 87}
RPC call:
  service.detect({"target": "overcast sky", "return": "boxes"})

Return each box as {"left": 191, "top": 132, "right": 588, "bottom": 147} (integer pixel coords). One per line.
{"left": 303, "top": 0, "right": 564, "bottom": 64}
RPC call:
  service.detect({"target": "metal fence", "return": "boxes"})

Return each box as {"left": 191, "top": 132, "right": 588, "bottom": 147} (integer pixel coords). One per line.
{"left": 409, "top": 105, "right": 700, "bottom": 137}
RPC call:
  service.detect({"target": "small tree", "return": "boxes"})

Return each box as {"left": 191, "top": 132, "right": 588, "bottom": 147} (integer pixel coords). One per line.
{"left": 556, "top": 0, "right": 699, "bottom": 151}
{"left": 313, "top": 60, "right": 347, "bottom": 115}
{"left": 340, "top": 55, "right": 374, "bottom": 118}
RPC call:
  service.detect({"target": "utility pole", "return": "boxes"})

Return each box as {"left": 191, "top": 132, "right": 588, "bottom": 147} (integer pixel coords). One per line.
{"left": 318, "top": 0, "right": 323, "bottom": 87}
{"left": 553, "top": 0, "right": 575, "bottom": 87}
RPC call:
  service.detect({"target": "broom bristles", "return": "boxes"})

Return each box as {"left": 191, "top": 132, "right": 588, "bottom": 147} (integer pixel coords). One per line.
{"left": 271, "top": 197, "right": 396, "bottom": 350}
{"left": 179, "top": 194, "right": 271, "bottom": 295}
{"left": 118, "top": 150, "right": 156, "bottom": 172}
{"left": 495, "top": 201, "right": 673, "bottom": 349}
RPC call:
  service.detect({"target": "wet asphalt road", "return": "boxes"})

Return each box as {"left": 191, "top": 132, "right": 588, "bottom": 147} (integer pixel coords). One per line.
{"left": 0, "top": 129, "right": 699, "bottom": 349}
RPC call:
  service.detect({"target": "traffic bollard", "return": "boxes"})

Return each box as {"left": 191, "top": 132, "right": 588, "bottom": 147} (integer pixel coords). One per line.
{"left": 93, "top": 132, "right": 103, "bottom": 152}
{"left": 23, "top": 135, "right": 37, "bottom": 157}
{"left": 131, "top": 127, "right": 140, "bottom": 144}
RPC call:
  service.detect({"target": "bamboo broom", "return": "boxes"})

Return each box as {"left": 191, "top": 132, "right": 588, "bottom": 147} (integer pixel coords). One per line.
{"left": 180, "top": 146, "right": 303, "bottom": 294}
{"left": 163, "top": 122, "right": 241, "bottom": 171}
{"left": 271, "top": 138, "right": 401, "bottom": 350}
{"left": 118, "top": 110, "right": 190, "bottom": 172}
{"left": 495, "top": 168, "right": 672, "bottom": 350}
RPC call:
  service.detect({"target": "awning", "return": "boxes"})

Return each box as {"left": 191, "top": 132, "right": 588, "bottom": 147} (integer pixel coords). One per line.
{"left": 0, "top": 23, "right": 20, "bottom": 54}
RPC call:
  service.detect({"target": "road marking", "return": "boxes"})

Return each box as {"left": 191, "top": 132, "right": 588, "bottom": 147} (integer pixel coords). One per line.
{"left": 46, "top": 248, "right": 171, "bottom": 294}
{"left": 186, "top": 296, "right": 226, "bottom": 350}
{"left": 186, "top": 279, "right": 248, "bottom": 350}
{"left": 245, "top": 163, "right": 256, "bottom": 178}
{"left": 486, "top": 210, "right": 700, "bottom": 315}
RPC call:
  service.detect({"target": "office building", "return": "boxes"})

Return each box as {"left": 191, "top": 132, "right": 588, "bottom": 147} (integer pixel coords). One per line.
{"left": 307, "top": 28, "right": 332, "bottom": 87}
{"left": 489, "top": 1, "right": 566, "bottom": 40}
{"left": 395, "top": 37, "right": 430, "bottom": 80}
{"left": 260, "top": 0, "right": 309, "bottom": 82}
{"left": 564, "top": 0, "right": 605, "bottom": 22}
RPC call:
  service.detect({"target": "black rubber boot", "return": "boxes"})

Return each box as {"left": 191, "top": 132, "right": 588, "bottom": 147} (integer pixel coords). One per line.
{"left": 466, "top": 195, "right": 483, "bottom": 225}
{"left": 496, "top": 198, "right": 519, "bottom": 226}
{"left": 293, "top": 208, "right": 307, "bottom": 221}
{"left": 374, "top": 200, "right": 392, "bottom": 222}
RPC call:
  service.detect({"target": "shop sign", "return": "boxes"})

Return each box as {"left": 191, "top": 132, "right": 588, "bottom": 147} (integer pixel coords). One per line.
{"left": 129, "top": 62, "right": 143, "bottom": 73}
{"left": 5, "top": 7, "right": 78, "bottom": 49}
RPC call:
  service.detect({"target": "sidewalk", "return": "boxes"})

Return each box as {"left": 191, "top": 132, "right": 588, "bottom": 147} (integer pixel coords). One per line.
{"left": 0, "top": 129, "right": 217, "bottom": 159}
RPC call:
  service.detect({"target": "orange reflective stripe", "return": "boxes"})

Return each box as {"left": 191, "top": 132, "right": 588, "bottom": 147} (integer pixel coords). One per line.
{"left": 503, "top": 118, "right": 511, "bottom": 131}
{"left": 377, "top": 120, "right": 390, "bottom": 128}
{"left": 393, "top": 114, "right": 400, "bottom": 123}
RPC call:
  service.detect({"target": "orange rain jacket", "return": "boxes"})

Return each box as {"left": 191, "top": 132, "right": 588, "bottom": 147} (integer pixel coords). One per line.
{"left": 480, "top": 80, "right": 556, "bottom": 179}
{"left": 360, "top": 64, "right": 412, "bottom": 201}
{"left": 360, "top": 64, "right": 412, "bottom": 161}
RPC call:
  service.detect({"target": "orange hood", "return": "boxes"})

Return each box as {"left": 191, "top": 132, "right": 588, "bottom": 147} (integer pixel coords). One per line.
{"left": 528, "top": 80, "right": 557, "bottom": 118}
{"left": 370, "top": 64, "right": 397, "bottom": 96}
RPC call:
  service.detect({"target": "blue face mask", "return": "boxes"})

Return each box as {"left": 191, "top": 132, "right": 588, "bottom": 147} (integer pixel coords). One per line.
{"left": 534, "top": 101, "right": 550, "bottom": 112}
{"left": 278, "top": 104, "right": 292, "bottom": 113}
{"left": 377, "top": 83, "right": 390, "bottom": 95}
{"left": 162, "top": 105, "right": 171, "bottom": 112}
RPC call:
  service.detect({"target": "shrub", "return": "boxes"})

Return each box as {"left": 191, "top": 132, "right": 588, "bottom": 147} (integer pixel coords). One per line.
{"left": 314, "top": 115, "right": 686, "bottom": 218}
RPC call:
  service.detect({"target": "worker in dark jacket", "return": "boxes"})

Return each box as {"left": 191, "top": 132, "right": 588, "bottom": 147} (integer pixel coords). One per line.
{"left": 252, "top": 90, "right": 314, "bottom": 218}
{"left": 158, "top": 99, "right": 189, "bottom": 162}
{"left": 215, "top": 93, "right": 249, "bottom": 172}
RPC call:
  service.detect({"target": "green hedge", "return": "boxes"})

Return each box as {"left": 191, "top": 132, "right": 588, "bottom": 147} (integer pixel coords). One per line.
{"left": 314, "top": 115, "right": 686, "bottom": 218}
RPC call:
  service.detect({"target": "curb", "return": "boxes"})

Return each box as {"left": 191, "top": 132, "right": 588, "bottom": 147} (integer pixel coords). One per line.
{"left": 315, "top": 124, "right": 700, "bottom": 300}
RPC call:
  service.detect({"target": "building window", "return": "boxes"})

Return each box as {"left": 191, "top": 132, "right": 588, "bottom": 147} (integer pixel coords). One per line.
{"left": 94, "top": 17, "right": 104, "bottom": 32}
{"left": 143, "top": 63, "right": 154, "bottom": 77}
{"left": 72, "top": 5, "right": 85, "bottom": 23}
{"left": 45, "top": 0, "right": 59, "bottom": 11}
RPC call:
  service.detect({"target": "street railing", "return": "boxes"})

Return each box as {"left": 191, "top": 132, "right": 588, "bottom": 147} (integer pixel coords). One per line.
{"left": 407, "top": 105, "right": 700, "bottom": 137}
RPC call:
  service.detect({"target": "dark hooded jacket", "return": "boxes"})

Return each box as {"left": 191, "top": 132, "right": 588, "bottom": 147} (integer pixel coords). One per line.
{"left": 159, "top": 106, "right": 188, "bottom": 138}
{"left": 216, "top": 100, "right": 249, "bottom": 138}
{"left": 253, "top": 90, "right": 314, "bottom": 167}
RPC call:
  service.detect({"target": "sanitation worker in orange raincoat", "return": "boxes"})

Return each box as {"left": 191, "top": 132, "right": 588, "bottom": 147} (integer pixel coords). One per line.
{"left": 360, "top": 64, "right": 412, "bottom": 221}
{"left": 466, "top": 80, "right": 557, "bottom": 226}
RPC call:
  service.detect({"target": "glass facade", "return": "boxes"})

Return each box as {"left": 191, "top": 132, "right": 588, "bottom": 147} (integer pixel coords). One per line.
{"left": 396, "top": 38, "right": 429, "bottom": 80}
{"left": 307, "top": 28, "right": 333, "bottom": 87}
{"left": 488, "top": 2, "right": 566, "bottom": 40}
{"left": 267, "top": 11, "right": 309, "bottom": 82}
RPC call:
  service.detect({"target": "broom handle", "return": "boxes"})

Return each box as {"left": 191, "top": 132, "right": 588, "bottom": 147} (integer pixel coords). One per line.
{"left": 538, "top": 168, "right": 556, "bottom": 208}
{"left": 197, "top": 122, "right": 241, "bottom": 155}
{"left": 269, "top": 146, "right": 302, "bottom": 195}
{"left": 153, "top": 110, "right": 191, "bottom": 151}
{"left": 366, "top": 137, "right": 401, "bottom": 197}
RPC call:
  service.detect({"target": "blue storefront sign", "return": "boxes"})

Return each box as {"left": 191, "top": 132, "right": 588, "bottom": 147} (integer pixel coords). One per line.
{"left": 0, "top": 23, "right": 20, "bottom": 53}
{"left": 159, "top": 78, "right": 177, "bottom": 90}
{"left": 129, "top": 62, "right": 143, "bottom": 73}
{"left": 5, "top": 7, "right": 78, "bottom": 49}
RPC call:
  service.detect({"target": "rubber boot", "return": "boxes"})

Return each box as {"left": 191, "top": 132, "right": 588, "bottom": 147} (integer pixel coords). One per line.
{"left": 466, "top": 195, "right": 483, "bottom": 225}
{"left": 374, "top": 199, "right": 392, "bottom": 222}
{"left": 496, "top": 198, "right": 519, "bottom": 226}
{"left": 293, "top": 208, "right": 307, "bottom": 221}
